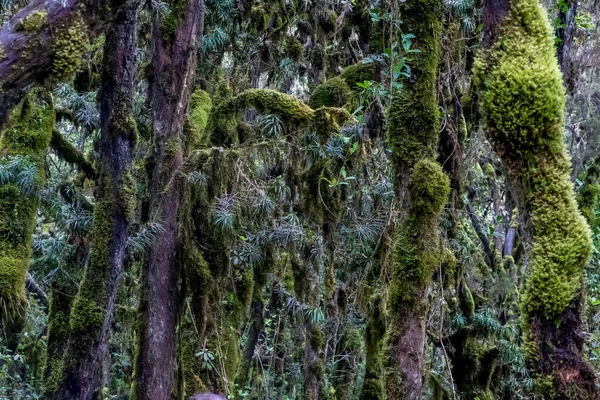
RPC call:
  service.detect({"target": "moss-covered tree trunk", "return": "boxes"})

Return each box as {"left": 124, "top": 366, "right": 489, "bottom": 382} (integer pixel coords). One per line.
{"left": 383, "top": 0, "right": 448, "bottom": 398}
{"left": 42, "top": 233, "right": 88, "bottom": 398}
{"left": 0, "top": 90, "right": 54, "bottom": 349}
{"left": 134, "top": 0, "right": 205, "bottom": 398}
{"left": 50, "top": 5, "right": 138, "bottom": 399}
{"left": 476, "top": 0, "right": 598, "bottom": 397}
{"left": 0, "top": 0, "right": 129, "bottom": 127}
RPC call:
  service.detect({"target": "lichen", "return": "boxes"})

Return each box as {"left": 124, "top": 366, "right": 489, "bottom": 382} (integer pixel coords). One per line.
{"left": 52, "top": 10, "right": 89, "bottom": 80}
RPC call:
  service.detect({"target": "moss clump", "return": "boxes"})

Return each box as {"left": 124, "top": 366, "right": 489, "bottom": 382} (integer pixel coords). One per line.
{"left": 284, "top": 36, "right": 304, "bottom": 62}
{"left": 318, "top": 9, "right": 337, "bottom": 34}
{"left": 309, "top": 62, "right": 377, "bottom": 108}
{"left": 16, "top": 10, "right": 48, "bottom": 32}
{"left": 249, "top": 6, "right": 269, "bottom": 33}
{"left": 309, "top": 77, "right": 350, "bottom": 108}
{"left": 186, "top": 89, "right": 213, "bottom": 148}
{"left": 52, "top": 11, "right": 90, "bottom": 80}
{"left": 339, "top": 62, "right": 377, "bottom": 87}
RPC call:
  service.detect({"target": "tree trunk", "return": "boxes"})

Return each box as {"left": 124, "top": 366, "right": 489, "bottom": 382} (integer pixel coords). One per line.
{"left": 0, "top": 0, "right": 125, "bottom": 127}
{"left": 134, "top": 1, "right": 205, "bottom": 398}
{"left": 383, "top": 0, "right": 447, "bottom": 397}
{"left": 50, "top": 4, "right": 138, "bottom": 398}
{"left": 477, "top": 0, "right": 598, "bottom": 397}
{"left": 0, "top": 89, "right": 54, "bottom": 350}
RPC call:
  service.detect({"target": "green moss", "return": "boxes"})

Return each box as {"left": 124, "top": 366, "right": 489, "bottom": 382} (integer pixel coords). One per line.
{"left": 476, "top": 0, "right": 595, "bottom": 392}
{"left": 161, "top": 0, "right": 187, "bottom": 38}
{"left": 309, "top": 63, "right": 376, "bottom": 108}
{"left": 387, "top": 160, "right": 450, "bottom": 309}
{"left": 386, "top": 0, "right": 441, "bottom": 167}
{"left": 52, "top": 11, "right": 90, "bottom": 80}
{"left": 309, "top": 77, "right": 351, "bottom": 108}
{"left": 50, "top": 129, "right": 95, "bottom": 177}
{"left": 339, "top": 62, "right": 377, "bottom": 87}
{"left": 0, "top": 91, "right": 54, "bottom": 320}
{"left": 249, "top": 6, "right": 269, "bottom": 33}
{"left": 318, "top": 9, "right": 337, "bottom": 34}
{"left": 186, "top": 89, "right": 213, "bottom": 148}
{"left": 284, "top": 36, "right": 304, "bottom": 62}
{"left": 476, "top": 0, "right": 591, "bottom": 321}
{"left": 16, "top": 10, "right": 48, "bottom": 32}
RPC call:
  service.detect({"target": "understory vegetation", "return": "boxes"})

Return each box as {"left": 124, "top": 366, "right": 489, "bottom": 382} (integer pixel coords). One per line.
{"left": 1, "top": 0, "right": 600, "bottom": 399}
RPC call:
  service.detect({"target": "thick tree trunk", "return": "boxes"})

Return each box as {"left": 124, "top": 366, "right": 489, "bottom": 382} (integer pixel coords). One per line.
{"left": 0, "top": 0, "right": 124, "bottom": 127}
{"left": 478, "top": 0, "right": 598, "bottom": 397}
{"left": 134, "top": 1, "right": 205, "bottom": 398}
{"left": 383, "top": 0, "right": 446, "bottom": 398}
{"left": 50, "top": 4, "right": 138, "bottom": 399}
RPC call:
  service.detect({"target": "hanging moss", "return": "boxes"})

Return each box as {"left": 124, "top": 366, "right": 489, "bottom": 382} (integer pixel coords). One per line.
{"left": 475, "top": 0, "right": 596, "bottom": 394}
{"left": 0, "top": 91, "right": 55, "bottom": 326}
{"left": 249, "top": 6, "right": 269, "bottom": 33}
{"left": 50, "top": 129, "right": 95, "bottom": 178}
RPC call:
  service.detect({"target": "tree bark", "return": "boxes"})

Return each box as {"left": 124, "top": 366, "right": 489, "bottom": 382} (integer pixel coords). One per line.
{"left": 50, "top": 4, "right": 138, "bottom": 398}
{"left": 0, "top": 0, "right": 124, "bottom": 127}
{"left": 134, "top": 1, "right": 205, "bottom": 398}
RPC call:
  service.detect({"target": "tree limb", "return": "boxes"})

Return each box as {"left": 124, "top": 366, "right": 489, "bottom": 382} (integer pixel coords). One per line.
{"left": 50, "top": 129, "right": 95, "bottom": 178}
{"left": 0, "top": 0, "right": 126, "bottom": 127}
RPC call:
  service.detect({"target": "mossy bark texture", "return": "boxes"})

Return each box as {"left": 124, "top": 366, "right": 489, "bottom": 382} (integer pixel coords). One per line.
{"left": 50, "top": 5, "right": 137, "bottom": 399}
{"left": 0, "top": 90, "right": 54, "bottom": 349}
{"left": 134, "top": 0, "right": 205, "bottom": 398}
{"left": 476, "top": 0, "right": 598, "bottom": 397}
{"left": 383, "top": 0, "right": 448, "bottom": 398}
{"left": 0, "top": 0, "right": 127, "bottom": 127}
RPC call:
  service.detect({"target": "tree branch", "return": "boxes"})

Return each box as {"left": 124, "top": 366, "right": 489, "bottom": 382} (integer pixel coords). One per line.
{"left": 50, "top": 129, "right": 95, "bottom": 178}
{"left": 0, "top": 0, "right": 126, "bottom": 127}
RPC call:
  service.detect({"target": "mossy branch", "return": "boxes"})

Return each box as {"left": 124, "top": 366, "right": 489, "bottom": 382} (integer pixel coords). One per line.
{"left": 50, "top": 129, "right": 95, "bottom": 178}
{"left": 0, "top": 0, "right": 124, "bottom": 128}
{"left": 209, "top": 89, "right": 349, "bottom": 146}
